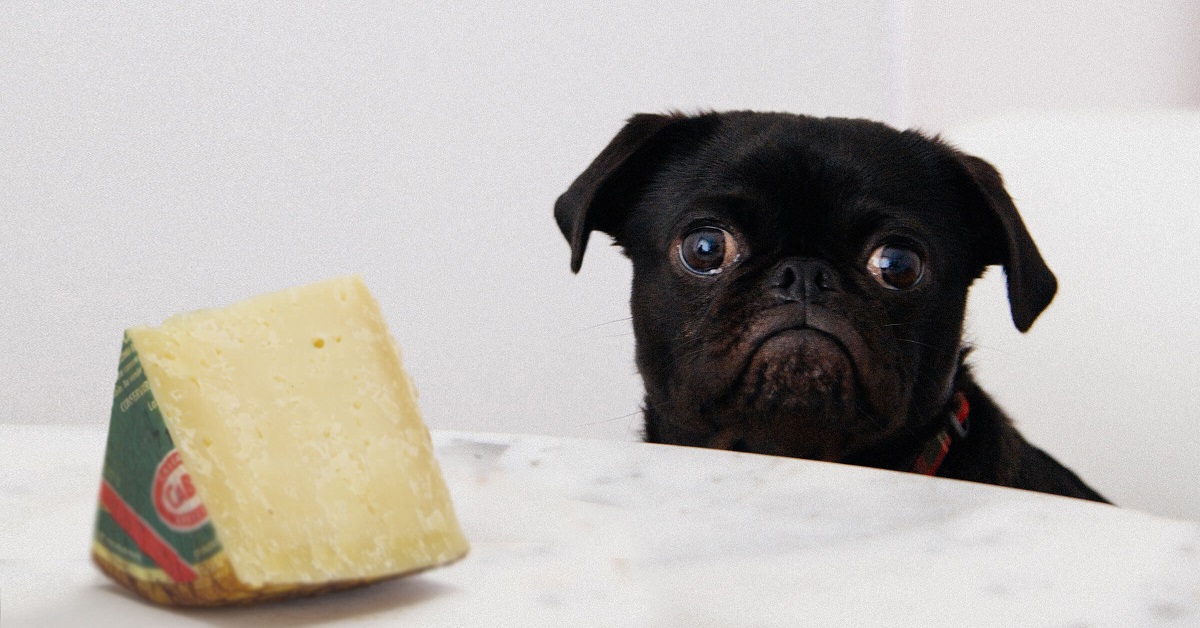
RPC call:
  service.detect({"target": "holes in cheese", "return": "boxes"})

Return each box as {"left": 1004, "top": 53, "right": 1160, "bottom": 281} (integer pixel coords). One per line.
{"left": 92, "top": 275, "right": 469, "bottom": 606}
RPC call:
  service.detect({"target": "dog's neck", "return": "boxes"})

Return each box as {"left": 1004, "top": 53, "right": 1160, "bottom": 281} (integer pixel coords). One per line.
{"left": 909, "top": 391, "right": 970, "bottom": 476}
{"left": 839, "top": 378, "right": 972, "bottom": 474}
{"left": 843, "top": 364, "right": 1022, "bottom": 483}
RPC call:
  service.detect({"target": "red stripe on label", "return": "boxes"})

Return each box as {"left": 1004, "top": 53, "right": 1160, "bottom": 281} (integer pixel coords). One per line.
{"left": 99, "top": 481, "right": 197, "bottom": 583}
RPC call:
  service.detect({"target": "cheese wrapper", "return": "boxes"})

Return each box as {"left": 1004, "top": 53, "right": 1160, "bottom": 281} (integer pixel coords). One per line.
{"left": 92, "top": 276, "right": 469, "bottom": 606}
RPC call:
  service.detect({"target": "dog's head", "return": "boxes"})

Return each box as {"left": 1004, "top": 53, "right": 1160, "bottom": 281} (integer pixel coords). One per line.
{"left": 556, "top": 112, "right": 1055, "bottom": 462}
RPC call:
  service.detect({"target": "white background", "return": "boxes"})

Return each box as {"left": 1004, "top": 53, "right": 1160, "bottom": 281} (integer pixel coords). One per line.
{"left": 3, "top": 3, "right": 1199, "bottom": 516}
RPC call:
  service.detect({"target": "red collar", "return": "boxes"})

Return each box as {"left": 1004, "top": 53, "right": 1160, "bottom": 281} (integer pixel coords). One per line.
{"left": 911, "top": 392, "right": 970, "bottom": 476}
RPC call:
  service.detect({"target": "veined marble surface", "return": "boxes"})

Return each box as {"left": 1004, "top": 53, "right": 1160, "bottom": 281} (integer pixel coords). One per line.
{"left": 2, "top": 424, "right": 1198, "bottom": 627}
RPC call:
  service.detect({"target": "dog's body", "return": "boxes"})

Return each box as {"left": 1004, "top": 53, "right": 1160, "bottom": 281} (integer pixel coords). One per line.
{"left": 556, "top": 111, "right": 1107, "bottom": 503}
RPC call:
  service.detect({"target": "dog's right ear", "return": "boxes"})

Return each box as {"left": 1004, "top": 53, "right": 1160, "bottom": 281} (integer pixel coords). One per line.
{"left": 949, "top": 150, "right": 1058, "bottom": 333}
{"left": 555, "top": 113, "right": 713, "bottom": 273}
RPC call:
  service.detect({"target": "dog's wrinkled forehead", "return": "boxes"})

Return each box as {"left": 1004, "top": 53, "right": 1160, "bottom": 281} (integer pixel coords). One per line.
{"left": 648, "top": 115, "right": 955, "bottom": 232}
{"left": 632, "top": 115, "right": 966, "bottom": 255}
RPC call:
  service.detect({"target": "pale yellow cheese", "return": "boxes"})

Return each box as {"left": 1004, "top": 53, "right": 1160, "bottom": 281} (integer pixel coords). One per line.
{"left": 93, "top": 275, "right": 468, "bottom": 605}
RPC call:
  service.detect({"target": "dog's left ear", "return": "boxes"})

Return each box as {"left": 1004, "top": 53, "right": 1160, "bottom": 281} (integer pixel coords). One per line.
{"left": 952, "top": 151, "right": 1058, "bottom": 333}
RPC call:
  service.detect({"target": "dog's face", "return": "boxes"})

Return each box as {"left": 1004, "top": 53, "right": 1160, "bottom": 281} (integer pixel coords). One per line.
{"left": 557, "top": 112, "right": 1056, "bottom": 463}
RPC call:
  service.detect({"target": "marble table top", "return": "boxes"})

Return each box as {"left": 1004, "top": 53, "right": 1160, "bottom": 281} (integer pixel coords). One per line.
{"left": 2, "top": 424, "right": 1198, "bottom": 627}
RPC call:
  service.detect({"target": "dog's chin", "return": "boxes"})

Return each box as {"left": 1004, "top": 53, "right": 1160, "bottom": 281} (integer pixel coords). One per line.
{"left": 722, "top": 329, "right": 863, "bottom": 460}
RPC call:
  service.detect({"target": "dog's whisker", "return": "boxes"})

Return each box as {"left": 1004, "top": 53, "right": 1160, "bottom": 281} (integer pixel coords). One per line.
{"left": 578, "top": 409, "right": 643, "bottom": 427}
{"left": 560, "top": 318, "right": 634, "bottom": 340}
{"left": 896, "top": 337, "right": 955, "bottom": 356}
{"left": 575, "top": 317, "right": 633, "bottom": 332}
{"left": 959, "top": 340, "right": 1017, "bottom": 358}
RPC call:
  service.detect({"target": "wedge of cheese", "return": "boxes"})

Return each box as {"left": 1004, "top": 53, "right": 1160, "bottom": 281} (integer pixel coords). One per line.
{"left": 92, "top": 275, "right": 468, "bottom": 606}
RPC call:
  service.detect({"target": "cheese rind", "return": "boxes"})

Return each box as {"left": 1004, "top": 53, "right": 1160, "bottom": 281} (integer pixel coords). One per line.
{"left": 92, "top": 276, "right": 469, "bottom": 606}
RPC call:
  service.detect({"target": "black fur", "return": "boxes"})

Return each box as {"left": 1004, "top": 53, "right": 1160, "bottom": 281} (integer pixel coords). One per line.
{"left": 557, "top": 111, "right": 1107, "bottom": 503}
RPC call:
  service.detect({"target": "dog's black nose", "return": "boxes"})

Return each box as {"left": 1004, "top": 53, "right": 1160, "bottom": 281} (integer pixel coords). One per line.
{"left": 770, "top": 258, "right": 841, "bottom": 303}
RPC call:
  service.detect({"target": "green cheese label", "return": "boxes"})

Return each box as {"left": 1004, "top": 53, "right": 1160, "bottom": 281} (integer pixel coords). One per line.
{"left": 93, "top": 333, "right": 223, "bottom": 579}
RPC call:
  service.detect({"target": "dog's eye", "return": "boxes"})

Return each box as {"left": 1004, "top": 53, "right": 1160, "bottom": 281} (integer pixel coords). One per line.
{"left": 867, "top": 245, "right": 923, "bottom": 290}
{"left": 679, "top": 227, "right": 739, "bottom": 276}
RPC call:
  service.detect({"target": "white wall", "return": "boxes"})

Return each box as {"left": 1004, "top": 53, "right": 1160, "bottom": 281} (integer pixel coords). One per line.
{"left": 899, "top": 1, "right": 1200, "bottom": 129}
{"left": 1, "top": 2, "right": 892, "bottom": 442}
{"left": 3, "top": 3, "right": 1198, "bottom": 517}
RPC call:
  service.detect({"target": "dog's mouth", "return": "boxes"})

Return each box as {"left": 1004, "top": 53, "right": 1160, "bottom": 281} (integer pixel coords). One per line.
{"left": 742, "top": 326, "right": 856, "bottom": 381}
{"left": 729, "top": 308, "right": 863, "bottom": 403}
{"left": 696, "top": 305, "right": 903, "bottom": 459}
{"left": 738, "top": 326, "right": 858, "bottom": 405}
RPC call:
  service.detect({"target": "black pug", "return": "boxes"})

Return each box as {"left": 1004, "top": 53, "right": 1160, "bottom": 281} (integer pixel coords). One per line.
{"left": 555, "top": 111, "right": 1107, "bottom": 502}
